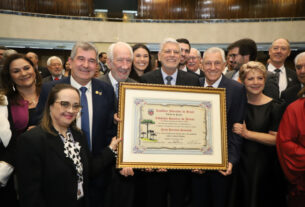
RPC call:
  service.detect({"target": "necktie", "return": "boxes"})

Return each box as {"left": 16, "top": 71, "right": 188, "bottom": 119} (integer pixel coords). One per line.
{"left": 54, "top": 77, "right": 59, "bottom": 81}
{"left": 114, "top": 82, "right": 119, "bottom": 99}
{"left": 165, "top": 76, "right": 173, "bottom": 85}
{"left": 274, "top": 68, "right": 281, "bottom": 84}
{"left": 80, "top": 87, "right": 90, "bottom": 150}
{"left": 207, "top": 85, "right": 213, "bottom": 88}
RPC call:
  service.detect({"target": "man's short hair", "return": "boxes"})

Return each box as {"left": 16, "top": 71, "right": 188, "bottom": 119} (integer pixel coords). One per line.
{"left": 47, "top": 56, "right": 63, "bottom": 66}
{"left": 99, "top": 52, "right": 106, "bottom": 58}
{"left": 176, "top": 38, "right": 191, "bottom": 49}
{"left": 294, "top": 52, "right": 305, "bottom": 65}
{"left": 107, "top": 42, "right": 133, "bottom": 62}
{"left": 227, "top": 38, "right": 257, "bottom": 61}
{"left": 160, "top": 38, "right": 180, "bottom": 52}
{"left": 70, "top": 42, "right": 98, "bottom": 62}
{"left": 203, "top": 47, "right": 225, "bottom": 63}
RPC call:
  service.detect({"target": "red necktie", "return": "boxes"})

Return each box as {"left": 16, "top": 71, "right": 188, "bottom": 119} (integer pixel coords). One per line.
{"left": 54, "top": 77, "right": 59, "bottom": 81}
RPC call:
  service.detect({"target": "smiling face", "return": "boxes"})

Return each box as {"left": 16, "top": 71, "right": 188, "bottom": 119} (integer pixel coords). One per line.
{"left": 179, "top": 43, "right": 190, "bottom": 65}
{"left": 202, "top": 51, "right": 225, "bottom": 86}
{"left": 269, "top": 38, "right": 291, "bottom": 67}
{"left": 133, "top": 48, "right": 149, "bottom": 73}
{"left": 48, "top": 58, "right": 63, "bottom": 77}
{"left": 9, "top": 58, "right": 36, "bottom": 89}
{"left": 158, "top": 42, "right": 181, "bottom": 72}
{"left": 108, "top": 44, "right": 132, "bottom": 82}
{"left": 243, "top": 70, "right": 265, "bottom": 96}
{"left": 50, "top": 88, "right": 80, "bottom": 130}
{"left": 70, "top": 48, "right": 97, "bottom": 86}
{"left": 187, "top": 48, "right": 201, "bottom": 72}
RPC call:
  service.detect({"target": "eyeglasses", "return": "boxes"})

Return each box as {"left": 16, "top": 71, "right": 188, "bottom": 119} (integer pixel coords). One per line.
{"left": 55, "top": 101, "right": 82, "bottom": 112}
{"left": 228, "top": 54, "right": 240, "bottom": 59}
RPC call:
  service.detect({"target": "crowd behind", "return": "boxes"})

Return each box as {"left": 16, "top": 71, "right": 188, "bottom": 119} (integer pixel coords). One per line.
{"left": 0, "top": 37, "right": 304, "bottom": 207}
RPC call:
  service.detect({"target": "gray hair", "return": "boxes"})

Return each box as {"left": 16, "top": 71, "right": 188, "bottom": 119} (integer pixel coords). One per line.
{"left": 202, "top": 47, "right": 225, "bottom": 63}
{"left": 3, "top": 49, "right": 17, "bottom": 60}
{"left": 294, "top": 52, "right": 305, "bottom": 65}
{"left": 191, "top": 48, "right": 201, "bottom": 57}
{"left": 47, "top": 56, "right": 62, "bottom": 66}
{"left": 159, "top": 38, "right": 181, "bottom": 52}
{"left": 70, "top": 42, "right": 98, "bottom": 62}
{"left": 107, "top": 42, "right": 133, "bottom": 62}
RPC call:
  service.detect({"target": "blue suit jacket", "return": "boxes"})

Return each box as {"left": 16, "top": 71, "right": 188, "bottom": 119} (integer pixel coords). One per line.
{"left": 34, "top": 77, "right": 116, "bottom": 154}
{"left": 200, "top": 75, "right": 247, "bottom": 165}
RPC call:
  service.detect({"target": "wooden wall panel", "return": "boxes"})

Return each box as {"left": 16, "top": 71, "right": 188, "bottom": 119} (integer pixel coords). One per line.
{"left": 0, "top": 0, "right": 93, "bottom": 16}
{"left": 138, "top": 0, "right": 305, "bottom": 19}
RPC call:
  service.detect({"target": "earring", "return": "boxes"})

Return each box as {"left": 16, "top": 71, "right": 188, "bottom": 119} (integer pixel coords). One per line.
{"left": 12, "top": 85, "right": 16, "bottom": 92}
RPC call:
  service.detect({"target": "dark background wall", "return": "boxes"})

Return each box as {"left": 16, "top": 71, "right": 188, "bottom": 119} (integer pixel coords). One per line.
{"left": 1, "top": 0, "right": 304, "bottom": 19}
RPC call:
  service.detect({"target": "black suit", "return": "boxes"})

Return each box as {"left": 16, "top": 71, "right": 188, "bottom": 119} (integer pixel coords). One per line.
{"left": 285, "top": 67, "right": 299, "bottom": 89}
{"left": 16, "top": 126, "right": 115, "bottom": 207}
{"left": 281, "top": 82, "right": 303, "bottom": 107}
{"left": 192, "top": 75, "right": 247, "bottom": 207}
{"left": 140, "top": 68, "right": 200, "bottom": 207}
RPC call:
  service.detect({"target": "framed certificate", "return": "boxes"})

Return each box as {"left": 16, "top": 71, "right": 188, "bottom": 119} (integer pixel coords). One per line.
{"left": 116, "top": 82, "right": 228, "bottom": 170}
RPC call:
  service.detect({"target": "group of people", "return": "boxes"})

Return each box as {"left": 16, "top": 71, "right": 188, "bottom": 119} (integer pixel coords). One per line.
{"left": 0, "top": 36, "right": 304, "bottom": 207}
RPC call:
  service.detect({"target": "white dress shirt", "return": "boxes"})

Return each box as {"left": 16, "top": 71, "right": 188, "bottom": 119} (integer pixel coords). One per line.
{"left": 70, "top": 76, "right": 93, "bottom": 147}
{"left": 268, "top": 64, "right": 288, "bottom": 94}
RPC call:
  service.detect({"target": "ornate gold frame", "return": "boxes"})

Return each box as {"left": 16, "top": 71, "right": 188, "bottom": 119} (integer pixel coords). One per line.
{"left": 117, "top": 82, "right": 227, "bottom": 170}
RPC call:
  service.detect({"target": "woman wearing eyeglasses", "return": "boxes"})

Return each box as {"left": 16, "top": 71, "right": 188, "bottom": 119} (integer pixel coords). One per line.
{"left": 16, "top": 84, "right": 120, "bottom": 207}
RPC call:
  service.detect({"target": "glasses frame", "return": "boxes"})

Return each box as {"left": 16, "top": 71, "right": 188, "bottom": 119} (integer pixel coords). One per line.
{"left": 54, "top": 101, "right": 82, "bottom": 112}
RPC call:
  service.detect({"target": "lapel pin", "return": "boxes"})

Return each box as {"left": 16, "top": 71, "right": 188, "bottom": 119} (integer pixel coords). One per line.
{"left": 95, "top": 90, "right": 102, "bottom": 96}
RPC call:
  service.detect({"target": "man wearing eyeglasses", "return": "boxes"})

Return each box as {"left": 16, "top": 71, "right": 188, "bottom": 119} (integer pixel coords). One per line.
{"left": 34, "top": 42, "right": 116, "bottom": 207}
{"left": 140, "top": 38, "right": 199, "bottom": 207}
{"left": 225, "top": 38, "right": 279, "bottom": 99}
{"left": 186, "top": 48, "right": 205, "bottom": 77}
{"left": 192, "top": 47, "right": 247, "bottom": 207}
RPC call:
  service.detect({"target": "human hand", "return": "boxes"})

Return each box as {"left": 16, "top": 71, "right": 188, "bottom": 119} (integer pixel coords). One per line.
{"left": 109, "top": 137, "right": 121, "bottom": 151}
{"left": 119, "top": 167, "right": 134, "bottom": 177}
{"left": 192, "top": 169, "right": 205, "bottom": 174}
{"left": 218, "top": 162, "right": 233, "bottom": 176}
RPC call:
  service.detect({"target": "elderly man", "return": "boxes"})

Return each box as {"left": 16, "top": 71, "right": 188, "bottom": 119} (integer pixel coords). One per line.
{"left": 176, "top": 38, "right": 191, "bottom": 71}
{"left": 141, "top": 38, "right": 199, "bottom": 207}
{"left": 26, "top": 52, "right": 50, "bottom": 78}
{"left": 281, "top": 52, "right": 305, "bottom": 105}
{"left": 187, "top": 48, "right": 205, "bottom": 77}
{"left": 42, "top": 56, "right": 64, "bottom": 83}
{"left": 34, "top": 42, "right": 116, "bottom": 207}
{"left": 192, "top": 47, "right": 247, "bottom": 207}
{"left": 268, "top": 38, "right": 298, "bottom": 95}
{"left": 225, "top": 38, "right": 279, "bottom": 99}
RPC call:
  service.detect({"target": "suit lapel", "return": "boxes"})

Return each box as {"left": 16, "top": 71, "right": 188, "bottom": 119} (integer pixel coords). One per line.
{"left": 155, "top": 70, "right": 165, "bottom": 84}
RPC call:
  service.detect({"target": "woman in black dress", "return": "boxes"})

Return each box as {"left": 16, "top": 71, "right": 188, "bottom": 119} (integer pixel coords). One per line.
{"left": 232, "top": 61, "right": 286, "bottom": 207}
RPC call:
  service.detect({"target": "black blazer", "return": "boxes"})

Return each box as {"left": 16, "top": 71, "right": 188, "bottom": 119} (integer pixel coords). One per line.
{"left": 16, "top": 126, "right": 115, "bottom": 207}
{"left": 199, "top": 75, "right": 247, "bottom": 165}
{"left": 281, "top": 82, "right": 303, "bottom": 107}
{"left": 140, "top": 68, "right": 200, "bottom": 86}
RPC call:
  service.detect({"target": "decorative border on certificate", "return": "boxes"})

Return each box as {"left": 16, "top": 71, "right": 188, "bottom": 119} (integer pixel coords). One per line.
{"left": 117, "top": 82, "right": 227, "bottom": 170}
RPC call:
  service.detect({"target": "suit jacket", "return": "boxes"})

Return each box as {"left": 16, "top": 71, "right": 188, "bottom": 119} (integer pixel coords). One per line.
{"left": 99, "top": 63, "right": 109, "bottom": 74}
{"left": 281, "top": 82, "right": 303, "bottom": 107}
{"left": 200, "top": 75, "right": 247, "bottom": 165}
{"left": 16, "top": 126, "right": 115, "bottom": 207}
{"left": 140, "top": 68, "right": 200, "bottom": 86}
{"left": 285, "top": 67, "right": 299, "bottom": 89}
{"left": 98, "top": 74, "right": 136, "bottom": 110}
{"left": 38, "top": 66, "right": 50, "bottom": 78}
{"left": 187, "top": 68, "right": 205, "bottom": 78}
{"left": 225, "top": 70, "right": 279, "bottom": 99}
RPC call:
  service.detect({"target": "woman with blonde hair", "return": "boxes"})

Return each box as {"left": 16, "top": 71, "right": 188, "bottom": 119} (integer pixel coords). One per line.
{"left": 232, "top": 61, "right": 286, "bottom": 207}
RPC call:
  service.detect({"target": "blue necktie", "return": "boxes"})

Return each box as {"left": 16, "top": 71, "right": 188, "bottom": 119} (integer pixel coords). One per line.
{"left": 80, "top": 87, "right": 91, "bottom": 150}
{"left": 165, "top": 76, "right": 173, "bottom": 85}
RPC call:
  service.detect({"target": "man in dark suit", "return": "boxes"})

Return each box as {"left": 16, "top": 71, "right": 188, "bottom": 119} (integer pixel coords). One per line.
{"left": 225, "top": 38, "right": 279, "bottom": 99}
{"left": 281, "top": 51, "right": 305, "bottom": 106}
{"left": 99, "top": 52, "right": 109, "bottom": 74}
{"left": 267, "top": 38, "right": 299, "bottom": 96}
{"left": 186, "top": 48, "right": 205, "bottom": 77}
{"left": 192, "top": 47, "right": 247, "bottom": 207}
{"left": 42, "top": 56, "right": 64, "bottom": 83}
{"left": 176, "top": 38, "right": 191, "bottom": 72}
{"left": 26, "top": 52, "right": 50, "bottom": 78}
{"left": 140, "top": 38, "right": 200, "bottom": 207}
{"left": 34, "top": 42, "right": 116, "bottom": 207}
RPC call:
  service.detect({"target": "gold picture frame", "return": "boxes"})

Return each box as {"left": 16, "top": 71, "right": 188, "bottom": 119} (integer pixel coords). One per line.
{"left": 116, "top": 82, "right": 227, "bottom": 170}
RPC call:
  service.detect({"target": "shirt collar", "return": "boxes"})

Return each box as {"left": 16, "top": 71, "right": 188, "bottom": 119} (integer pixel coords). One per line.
{"left": 204, "top": 75, "right": 223, "bottom": 88}
{"left": 108, "top": 71, "right": 118, "bottom": 88}
{"left": 161, "top": 68, "right": 178, "bottom": 84}
{"left": 70, "top": 76, "right": 92, "bottom": 92}
{"left": 268, "top": 63, "right": 285, "bottom": 73}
